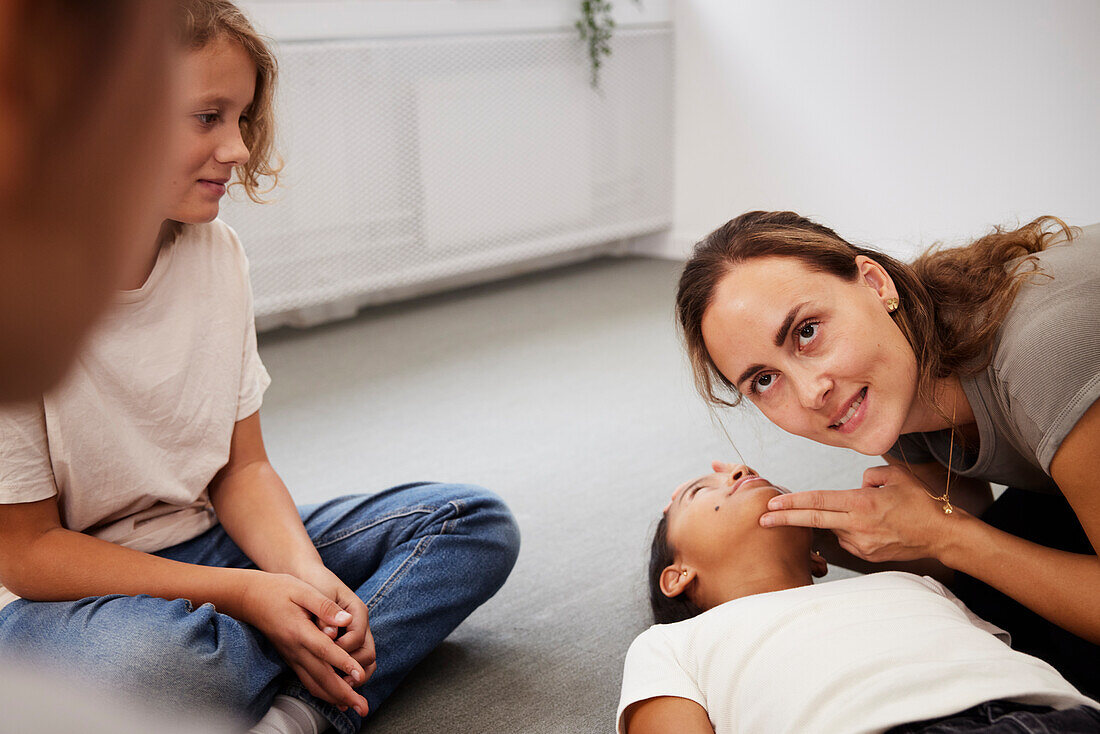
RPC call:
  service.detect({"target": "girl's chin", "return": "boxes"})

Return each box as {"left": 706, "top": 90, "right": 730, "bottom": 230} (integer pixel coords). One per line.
{"left": 165, "top": 209, "right": 220, "bottom": 225}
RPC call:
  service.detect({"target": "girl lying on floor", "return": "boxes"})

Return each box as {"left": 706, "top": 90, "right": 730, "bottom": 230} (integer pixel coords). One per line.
{"left": 617, "top": 466, "right": 1099, "bottom": 734}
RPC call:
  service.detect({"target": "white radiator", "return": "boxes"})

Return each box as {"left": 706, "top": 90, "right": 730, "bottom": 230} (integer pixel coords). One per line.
{"left": 223, "top": 2, "right": 674, "bottom": 330}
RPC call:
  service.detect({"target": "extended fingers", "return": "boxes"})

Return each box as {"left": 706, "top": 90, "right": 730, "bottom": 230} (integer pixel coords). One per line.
{"left": 760, "top": 508, "right": 851, "bottom": 530}
{"left": 766, "top": 489, "right": 859, "bottom": 513}
{"left": 761, "top": 489, "right": 867, "bottom": 529}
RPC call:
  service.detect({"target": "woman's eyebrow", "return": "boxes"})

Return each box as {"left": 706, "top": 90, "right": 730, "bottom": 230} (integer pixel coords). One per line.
{"left": 773, "top": 303, "right": 808, "bottom": 347}
{"left": 733, "top": 302, "right": 811, "bottom": 387}
{"left": 736, "top": 363, "right": 765, "bottom": 388}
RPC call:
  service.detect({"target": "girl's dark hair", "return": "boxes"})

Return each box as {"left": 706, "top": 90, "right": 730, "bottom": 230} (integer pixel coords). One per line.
{"left": 676, "top": 211, "right": 1074, "bottom": 417}
{"left": 649, "top": 515, "right": 702, "bottom": 624}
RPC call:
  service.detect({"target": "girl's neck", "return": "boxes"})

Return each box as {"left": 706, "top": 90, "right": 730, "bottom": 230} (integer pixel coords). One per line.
{"left": 120, "top": 220, "right": 173, "bottom": 291}
{"left": 698, "top": 551, "right": 813, "bottom": 609}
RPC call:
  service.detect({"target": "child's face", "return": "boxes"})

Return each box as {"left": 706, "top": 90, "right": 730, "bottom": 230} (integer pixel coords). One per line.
{"left": 665, "top": 469, "right": 786, "bottom": 566}
{"left": 165, "top": 37, "right": 256, "bottom": 224}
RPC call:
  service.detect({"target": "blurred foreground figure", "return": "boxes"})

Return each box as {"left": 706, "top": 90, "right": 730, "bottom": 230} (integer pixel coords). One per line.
{"left": 0, "top": 0, "right": 176, "bottom": 400}
{"left": 0, "top": 657, "right": 237, "bottom": 734}
{"left": 0, "top": 2, "right": 234, "bottom": 733}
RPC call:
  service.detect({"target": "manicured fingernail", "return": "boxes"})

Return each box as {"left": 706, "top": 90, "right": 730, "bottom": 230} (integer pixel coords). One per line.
{"left": 323, "top": 626, "right": 337, "bottom": 636}
{"left": 351, "top": 668, "right": 362, "bottom": 683}
{"left": 335, "top": 611, "right": 352, "bottom": 625}
{"left": 760, "top": 514, "right": 775, "bottom": 527}
{"left": 767, "top": 498, "right": 782, "bottom": 510}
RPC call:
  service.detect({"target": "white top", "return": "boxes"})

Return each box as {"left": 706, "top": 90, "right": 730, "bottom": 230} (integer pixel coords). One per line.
{"left": 617, "top": 572, "right": 1097, "bottom": 734}
{"left": 0, "top": 219, "right": 270, "bottom": 610}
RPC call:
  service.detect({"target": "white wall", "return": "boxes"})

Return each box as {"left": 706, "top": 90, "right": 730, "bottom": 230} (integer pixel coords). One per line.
{"left": 659, "top": 0, "right": 1100, "bottom": 260}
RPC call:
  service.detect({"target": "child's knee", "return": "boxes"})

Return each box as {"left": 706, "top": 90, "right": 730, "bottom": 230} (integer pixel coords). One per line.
{"left": 116, "top": 601, "right": 266, "bottom": 714}
{"left": 448, "top": 485, "right": 521, "bottom": 586}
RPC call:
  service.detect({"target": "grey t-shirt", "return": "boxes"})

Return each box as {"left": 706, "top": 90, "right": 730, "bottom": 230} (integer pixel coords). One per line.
{"left": 888, "top": 223, "right": 1100, "bottom": 494}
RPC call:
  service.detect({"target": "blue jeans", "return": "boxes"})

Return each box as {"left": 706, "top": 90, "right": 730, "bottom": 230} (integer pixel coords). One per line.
{"left": 885, "top": 700, "right": 1100, "bottom": 733}
{"left": 0, "top": 483, "right": 520, "bottom": 734}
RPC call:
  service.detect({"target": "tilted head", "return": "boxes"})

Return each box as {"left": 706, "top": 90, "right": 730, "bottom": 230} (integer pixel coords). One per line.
{"left": 649, "top": 466, "right": 821, "bottom": 624}
{"left": 676, "top": 212, "right": 929, "bottom": 456}
{"left": 676, "top": 210, "right": 1072, "bottom": 455}
{"left": 163, "top": 0, "right": 280, "bottom": 237}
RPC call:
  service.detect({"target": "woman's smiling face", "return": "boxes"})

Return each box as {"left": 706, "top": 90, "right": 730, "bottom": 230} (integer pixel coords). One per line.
{"left": 701, "top": 255, "right": 918, "bottom": 456}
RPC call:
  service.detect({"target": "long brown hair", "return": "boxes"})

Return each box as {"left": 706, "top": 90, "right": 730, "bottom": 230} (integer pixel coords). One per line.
{"left": 676, "top": 211, "right": 1075, "bottom": 414}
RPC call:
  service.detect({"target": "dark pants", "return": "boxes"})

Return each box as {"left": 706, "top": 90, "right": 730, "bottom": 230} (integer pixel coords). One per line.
{"left": 886, "top": 700, "right": 1100, "bottom": 733}
{"left": 948, "top": 487, "right": 1099, "bottom": 700}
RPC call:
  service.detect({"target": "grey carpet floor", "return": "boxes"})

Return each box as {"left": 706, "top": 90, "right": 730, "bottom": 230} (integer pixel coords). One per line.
{"left": 256, "top": 255, "right": 874, "bottom": 734}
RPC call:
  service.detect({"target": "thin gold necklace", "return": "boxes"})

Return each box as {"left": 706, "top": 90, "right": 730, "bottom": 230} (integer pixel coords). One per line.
{"left": 899, "top": 392, "right": 956, "bottom": 515}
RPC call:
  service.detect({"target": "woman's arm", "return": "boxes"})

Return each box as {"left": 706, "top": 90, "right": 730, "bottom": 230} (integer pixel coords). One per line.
{"left": 624, "top": 696, "right": 713, "bottom": 734}
{"left": 810, "top": 526, "right": 955, "bottom": 584}
{"left": 943, "top": 397, "right": 1100, "bottom": 641}
{"left": 762, "top": 399, "right": 1100, "bottom": 642}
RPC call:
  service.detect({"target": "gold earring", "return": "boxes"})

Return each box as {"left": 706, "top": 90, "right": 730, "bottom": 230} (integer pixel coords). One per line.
{"left": 885, "top": 297, "right": 899, "bottom": 313}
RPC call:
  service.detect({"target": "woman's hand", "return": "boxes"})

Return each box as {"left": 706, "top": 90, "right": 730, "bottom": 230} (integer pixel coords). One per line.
{"left": 237, "top": 571, "right": 372, "bottom": 715}
{"left": 759, "top": 464, "right": 963, "bottom": 563}
{"left": 292, "top": 562, "right": 376, "bottom": 688}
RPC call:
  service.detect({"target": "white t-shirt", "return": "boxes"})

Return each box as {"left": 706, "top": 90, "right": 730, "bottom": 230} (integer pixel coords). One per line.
{"left": 617, "top": 572, "right": 1096, "bottom": 734}
{"left": 0, "top": 219, "right": 270, "bottom": 610}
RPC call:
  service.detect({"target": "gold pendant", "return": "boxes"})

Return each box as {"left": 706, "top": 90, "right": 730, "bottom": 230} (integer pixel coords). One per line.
{"left": 943, "top": 503, "right": 953, "bottom": 515}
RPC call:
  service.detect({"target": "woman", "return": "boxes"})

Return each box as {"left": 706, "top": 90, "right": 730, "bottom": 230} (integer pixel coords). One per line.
{"left": 674, "top": 211, "right": 1099, "bottom": 696}
{"left": 617, "top": 465, "right": 1099, "bottom": 734}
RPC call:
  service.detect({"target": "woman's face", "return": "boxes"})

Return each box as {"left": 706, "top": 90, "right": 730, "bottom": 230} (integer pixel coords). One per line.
{"left": 165, "top": 37, "right": 255, "bottom": 224}
{"left": 701, "top": 255, "right": 917, "bottom": 456}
